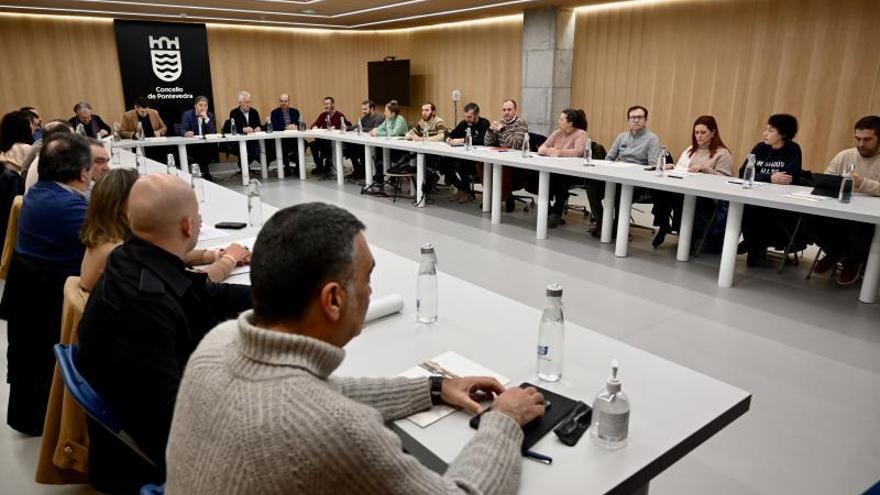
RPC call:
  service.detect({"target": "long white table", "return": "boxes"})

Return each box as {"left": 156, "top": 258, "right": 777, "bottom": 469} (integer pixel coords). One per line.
{"left": 120, "top": 149, "right": 751, "bottom": 494}
{"left": 114, "top": 131, "right": 880, "bottom": 303}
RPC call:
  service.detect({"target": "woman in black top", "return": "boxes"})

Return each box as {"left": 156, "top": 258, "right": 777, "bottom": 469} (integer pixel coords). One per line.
{"left": 740, "top": 114, "right": 803, "bottom": 266}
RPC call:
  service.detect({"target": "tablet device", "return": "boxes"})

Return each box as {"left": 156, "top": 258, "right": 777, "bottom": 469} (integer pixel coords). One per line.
{"left": 811, "top": 173, "right": 842, "bottom": 198}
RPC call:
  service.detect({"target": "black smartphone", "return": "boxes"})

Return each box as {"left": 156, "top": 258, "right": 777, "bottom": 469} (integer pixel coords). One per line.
{"left": 214, "top": 221, "right": 247, "bottom": 229}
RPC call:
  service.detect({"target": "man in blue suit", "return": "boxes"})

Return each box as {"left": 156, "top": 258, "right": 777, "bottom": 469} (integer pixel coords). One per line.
{"left": 269, "top": 93, "right": 301, "bottom": 177}
{"left": 180, "top": 95, "right": 218, "bottom": 180}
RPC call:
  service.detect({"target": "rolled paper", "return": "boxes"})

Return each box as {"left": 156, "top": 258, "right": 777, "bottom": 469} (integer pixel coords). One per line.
{"left": 365, "top": 294, "right": 404, "bottom": 324}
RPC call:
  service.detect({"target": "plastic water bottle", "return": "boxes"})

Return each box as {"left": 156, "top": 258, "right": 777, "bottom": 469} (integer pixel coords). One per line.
{"left": 230, "top": 118, "right": 238, "bottom": 135}
{"left": 166, "top": 153, "right": 178, "bottom": 176}
{"left": 655, "top": 146, "right": 667, "bottom": 177}
{"left": 111, "top": 143, "right": 121, "bottom": 167}
{"left": 522, "top": 133, "right": 530, "bottom": 158}
{"left": 839, "top": 162, "right": 855, "bottom": 203}
{"left": 743, "top": 154, "right": 756, "bottom": 189}
{"left": 357, "top": 120, "right": 363, "bottom": 135}
{"left": 591, "top": 360, "right": 630, "bottom": 450}
{"left": 135, "top": 121, "right": 145, "bottom": 141}
{"left": 326, "top": 114, "right": 333, "bottom": 130}
{"left": 465, "top": 127, "right": 473, "bottom": 151}
{"left": 197, "top": 117, "right": 204, "bottom": 137}
{"left": 537, "top": 284, "right": 564, "bottom": 382}
{"left": 191, "top": 163, "right": 206, "bottom": 203}
{"left": 136, "top": 146, "right": 147, "bottom": 175}
{"left": 247, "top": 179, "right": 263, "bottom": 227}
{"left": 584, "top": 138, "right": 593, "bottom": 166}
{"left": 421, "top": 122, "right": 429, "bottom": 144}
{"left": 416, "top": 243, "right": 438, "bottom": 323}
{"left": 266, "top": 118, "right": 273, "bottom": 133}
{"left": 384, "top": 120, "right": 390, "bottom": 140}
{"left": 112, "top": 122, "right": 121, "bottom": 141}
{"left": 76, "top": 123, "right": 86, "bottom": 136}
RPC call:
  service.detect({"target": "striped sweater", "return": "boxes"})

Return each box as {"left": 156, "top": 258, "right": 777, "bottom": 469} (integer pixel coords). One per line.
{"left": 484, "top": 116, "right": 529, "bottom": 150}
{"left": 165, "top": 311, "right": 525, "bottom": 495}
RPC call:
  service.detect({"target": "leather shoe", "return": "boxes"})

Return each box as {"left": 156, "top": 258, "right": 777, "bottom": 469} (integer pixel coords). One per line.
{"left": 837, "top": 259, "right": 863, "bottom": 286}
{"left": 814, "top": 253, "right": 842, "bottom": 275}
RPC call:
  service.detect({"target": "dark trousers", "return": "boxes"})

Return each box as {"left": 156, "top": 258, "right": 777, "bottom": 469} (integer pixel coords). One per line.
{"left": 741, "top": 206, "right": 803, "bottom": 253}
{"left": 184, "top": 143, "right": 219, "bottom": 178}
{"left": 310, "top": 140, "right": 333, "bottom": 173}
{"left": 436, "top": 158, "right": 477, "bottom": 193}
{"left": 809, "top": 217, "right": 874, "bottom": 264}
{"left": 346, "top": 143, "right": 366, "bottom": 178}
{"left": 652, "top": 192, "right": 728, "bottom": 252}
{"left": 277, "top": 138, "right": 299, "bottom": 172}
{"left": 585, "top": 180, "right": 652, "bottom": 224}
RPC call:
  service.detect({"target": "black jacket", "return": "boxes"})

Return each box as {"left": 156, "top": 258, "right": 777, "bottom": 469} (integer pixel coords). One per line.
{"left": 448, "top": 117, "right": 491, "bottom": 145}
{"left": 77, "top": 236, "right": 252, "bottom": 494}
{"left": 67, "top": 115, "right": 112, "bottom": 138}
{"left": 228, "top": 106, "right": 262, "bottom": 132}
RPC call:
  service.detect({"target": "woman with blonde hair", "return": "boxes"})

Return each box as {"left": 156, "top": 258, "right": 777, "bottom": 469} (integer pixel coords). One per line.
{"left": 79, "top": 169, "right": 250, "bottom": 291}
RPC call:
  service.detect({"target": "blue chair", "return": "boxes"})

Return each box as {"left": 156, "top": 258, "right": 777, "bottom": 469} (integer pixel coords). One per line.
{"left": 140, "top": 483, "right": 165, "bottom": 495}
{"left": 52, "top": 344, "right": 157, "bottom": 468}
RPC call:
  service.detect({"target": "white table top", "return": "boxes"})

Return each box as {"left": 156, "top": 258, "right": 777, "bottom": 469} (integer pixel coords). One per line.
{"left": 122, "top": 150, "right": 751, "bottom": 493}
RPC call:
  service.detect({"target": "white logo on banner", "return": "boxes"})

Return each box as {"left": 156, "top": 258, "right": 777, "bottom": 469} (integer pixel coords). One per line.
{"left": 149, "top": 36, "right": 182, "bottom": 82}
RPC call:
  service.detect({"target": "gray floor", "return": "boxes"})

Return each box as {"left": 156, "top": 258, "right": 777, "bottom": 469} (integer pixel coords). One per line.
{"left": 2, "top": 166, "right": 879, "bottom": 494}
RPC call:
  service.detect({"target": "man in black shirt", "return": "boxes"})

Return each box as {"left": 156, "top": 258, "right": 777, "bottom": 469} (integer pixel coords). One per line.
{"left": 442, "top": 102, "right": 490, "bottom": 202}
{"left": 68, "top": 101, "right": 112, "bottom": 138}
{"left": 78, "top": 174, "right": 252, "bottom": 494}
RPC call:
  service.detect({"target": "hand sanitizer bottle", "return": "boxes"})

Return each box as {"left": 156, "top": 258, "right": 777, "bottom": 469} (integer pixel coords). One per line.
{"left": 590, "top": 360, "right": 630, "bottom": 449}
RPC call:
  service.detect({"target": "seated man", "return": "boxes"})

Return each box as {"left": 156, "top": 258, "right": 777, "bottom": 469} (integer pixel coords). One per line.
{"left": 0, "top": 133, "right": 91, "bottom": 436}
{"left": 310, "top": 96, "right": 348, "bottom": 175}
{"left": 443, "top": 102, "right": 490, "bottom": 202}
{"left": 345, "top": 100, "right": 385, "bottom": 181}
{"left": 120, "top": 96, "right": 167, "bottom": 139}
{"left": 68, "top": 101, "right": 112, "bottom": 138}
{"left": 166, "top": 202, "right": 545, "bottom": 494}
{"left": 180, "top": 95, "right": 219, "bottom": 180}
{"left": 484, "top": 99, "right": 529, "bottom": 212}
{"left": 227, "top": 90, "right": 262, "bottom": 171}
{"left": 811, "top": 115, "right": 880, "bottom": 285}
{"left": 77, "top": 175, "right": 252, "bottom": 494}
{"left": 269, "top": 93, "right": 302, "bottom": 176}
{"left": 585, "top": 105, "right": 660, "bottom": 236}
{"left": 404, "top": 101, "right": 447, "bottom": 142}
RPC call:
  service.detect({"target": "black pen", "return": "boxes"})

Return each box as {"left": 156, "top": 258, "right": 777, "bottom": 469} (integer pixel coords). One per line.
{"left": 524, "top": 450, "right": 553, "bottom": 464}
{"left": 668, "top": 175, "right": 684, "bottom": 179}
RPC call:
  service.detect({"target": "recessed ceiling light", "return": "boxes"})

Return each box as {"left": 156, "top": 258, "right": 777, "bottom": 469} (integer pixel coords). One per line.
{"left": 300, "top": 8, "right": 317, "bottom": 14}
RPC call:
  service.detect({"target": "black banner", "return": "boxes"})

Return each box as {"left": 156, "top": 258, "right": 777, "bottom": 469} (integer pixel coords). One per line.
{"left": 114, "top": 20, "right": 214, "bottom": 136}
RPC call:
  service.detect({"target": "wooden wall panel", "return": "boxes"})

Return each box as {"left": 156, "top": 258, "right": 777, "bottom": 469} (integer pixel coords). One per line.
{"left": 0, "top": 15, "right": 124, "bottom": 124}
{"left": 0, "top": 14, "right": 520, "bottom": 129}
{"left": 572, "top": 0, "right": 880, "bottom": 172}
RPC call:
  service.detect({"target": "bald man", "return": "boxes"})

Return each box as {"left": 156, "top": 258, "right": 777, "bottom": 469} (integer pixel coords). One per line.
{"left": 270, "top": 93, "right": 302, "bottom": 175}
{"left": 77, "top": 174, "right": 252, "bottom": 494}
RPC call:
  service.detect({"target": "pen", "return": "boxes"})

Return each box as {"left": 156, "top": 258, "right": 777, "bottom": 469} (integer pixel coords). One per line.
{"left": 524, "top": 450, "right": 553, "bottom": 464}
{"left": 668, "top": 175, "right": 684, "bottom": 179}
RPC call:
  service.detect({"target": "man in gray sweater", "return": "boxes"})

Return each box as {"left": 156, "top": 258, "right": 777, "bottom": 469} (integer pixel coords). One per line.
{"left": 165, "top": 202, "right": 545, "bottom": 494}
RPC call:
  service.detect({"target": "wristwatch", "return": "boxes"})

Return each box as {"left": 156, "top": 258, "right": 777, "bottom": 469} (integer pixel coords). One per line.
{"left": 429, "top": 375, "right": 444, "bottom": 406}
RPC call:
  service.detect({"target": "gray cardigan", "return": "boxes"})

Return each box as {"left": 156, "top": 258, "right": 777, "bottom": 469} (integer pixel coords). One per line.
{"left": 166, "top": 311, "right": 525, "bottom": 494}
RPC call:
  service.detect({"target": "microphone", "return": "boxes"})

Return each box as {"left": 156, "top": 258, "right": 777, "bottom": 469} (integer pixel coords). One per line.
{"left": 451, "top": 90, "right": 461, "bottom": 102}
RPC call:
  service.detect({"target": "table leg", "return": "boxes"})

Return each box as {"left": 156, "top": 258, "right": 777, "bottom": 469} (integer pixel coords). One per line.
{"left": 858, "top": 224, "right": 880, "bottom": 303}
{"left": 334, "top": 140, "right": 344, "bottom": 185}
{"left": 274, "top": 137, "right": 284, "bottom": 179}
{"left": 677, "top": 194, "right": 696, "bottom": 262}
{"left": 615, "top": 184, "right": 633, "bottom": 257}
{"left": 297, "top": 137, "right": 306, "bottom": 180}
{"left": 536, "top": 171, "right": 550, "bottom": 240}
{"left": 491, "top": 164, "right": 503, "bottom": 224}
{"left": 382, "top": 147, "right": 391, "bottom": 174}
{"left": 238, "top": 140, "right": 249, "bottom": 186}
{"left": 718, "top": 201, "right": 744, "bottom": 288}
{"left": 259, "top": 139, "right": 268, "bottom": 179}
{"left": 365, "top": 145, "right": 374, "bottom": 186}
{"left": 601, "top": 182, "right": 617, "bottom": 243}
{"left": 177, "top": 143, "right": 189, "bottom": 174}
{"left": 482, "top": 163, "right": 492, "bottom": 213}
{"left": 416, "top": 153, "right": 425, "bottom": 208}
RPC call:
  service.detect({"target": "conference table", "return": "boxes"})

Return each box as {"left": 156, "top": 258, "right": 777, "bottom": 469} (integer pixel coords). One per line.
{"left": 113, "top": 131, "right": 880, "bottom": 304}
{"left": 121, "top": 149, "right": 751, "bottom": 494}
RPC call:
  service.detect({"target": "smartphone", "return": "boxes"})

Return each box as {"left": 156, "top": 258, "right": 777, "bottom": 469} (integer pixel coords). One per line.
{"left": 214, "top": 222, "right": 247, "bottom": 230}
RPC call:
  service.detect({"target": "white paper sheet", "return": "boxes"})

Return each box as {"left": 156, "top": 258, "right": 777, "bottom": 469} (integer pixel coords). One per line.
{"left": 399, "top": 351, "right": 509, "bottom": 428}
{"left": 364, "top": 294, "right": 404, "bottom": 324}
{"left": 197, "top": 225, "right": 231, "bottom": 242}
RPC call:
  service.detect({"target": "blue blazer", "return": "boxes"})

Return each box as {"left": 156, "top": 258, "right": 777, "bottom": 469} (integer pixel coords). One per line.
{"left": 180, "top": 109, "right": 216, "bottom": 136}
{"left": 270, "top": 107, "right": 301, "bottom": 131}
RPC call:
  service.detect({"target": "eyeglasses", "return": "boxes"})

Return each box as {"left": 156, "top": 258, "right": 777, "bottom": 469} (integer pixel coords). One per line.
{"left": 628, "top": 115, "right": 646, "bottom": 121}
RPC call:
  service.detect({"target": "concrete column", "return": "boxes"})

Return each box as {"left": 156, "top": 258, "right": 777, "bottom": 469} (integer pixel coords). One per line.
{"left": 521, "top": 7, "right": 575, "bottom": 137}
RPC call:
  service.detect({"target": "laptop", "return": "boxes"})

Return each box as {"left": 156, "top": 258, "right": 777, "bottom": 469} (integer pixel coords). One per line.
{"left": 811, "top": 173, "right": 842, "bottom": 198}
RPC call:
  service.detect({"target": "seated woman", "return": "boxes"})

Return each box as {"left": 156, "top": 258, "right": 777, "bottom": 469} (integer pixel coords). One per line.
{"left": 652, "top": 115, "right": 733, "bottom": 249}
{"left": 79, "top": 169, "right": 251, "bottom": 292}
{"left": 739, "top": 113, "right": 803, "bottom": 267}
{"left": 538, "top": 109, "right": 589, "bottom": 227}
{"left": 368, "top": 100, "right": 409, "bottom": 183}
{"left": 0, "top": 110, "right": 35, "bottom": 173}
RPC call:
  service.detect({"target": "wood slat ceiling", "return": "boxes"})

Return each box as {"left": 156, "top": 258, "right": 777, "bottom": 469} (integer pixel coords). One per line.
{"left": 0, "top": 0, "right": 622, "bottom": 30}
